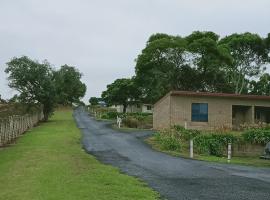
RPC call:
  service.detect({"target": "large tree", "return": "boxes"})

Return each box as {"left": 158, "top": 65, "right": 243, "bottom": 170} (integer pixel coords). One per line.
{"left": 249, "top": 73, "right": 270, "bottom": 95}
{"left": 54, "top": 65, "right": 86, "bottom": 105}
{"left": 101, "top": 78, "right": 140, "bottom": 113}
{"left": 135, "top": 32, "right": 232, "bottom": 103}
{"left": 186, "top": 31, "right": 233, "bottom": 92}
{"left": 5, "top": 56, "right": 56, "bottom": 121}
{"left": 219, "top": 33, "right": 269, "bottom": 94}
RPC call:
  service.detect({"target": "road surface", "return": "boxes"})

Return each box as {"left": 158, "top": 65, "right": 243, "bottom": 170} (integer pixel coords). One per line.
{"left": 73, "top": 107, "right": 270, "bottom": 200}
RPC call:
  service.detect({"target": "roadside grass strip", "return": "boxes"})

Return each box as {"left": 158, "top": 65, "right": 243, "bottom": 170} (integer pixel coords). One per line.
{"left": 0, "top": 110, "right": 159, "bottom": 200}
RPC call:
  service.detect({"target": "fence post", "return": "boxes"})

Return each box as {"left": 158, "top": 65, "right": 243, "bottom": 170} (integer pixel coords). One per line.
{"left": 227, "top": 143, "right": 232, "bottom": 163}
{"left": 190, "top": 139, "right": 194, "bottom": 158}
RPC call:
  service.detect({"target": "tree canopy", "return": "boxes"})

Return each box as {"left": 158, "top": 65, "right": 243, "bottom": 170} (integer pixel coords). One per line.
{"left": 133, "top": 31, "right": 270, "bottom": 103}
{"left": 5, "top": 56, "right": 86, "bottom": 120}
{"left": 89, "top": 97, "right": 99, "bottom": 105}
{"left": 54, "top": 65, "right": 86, "bottom": 105}
{"left": 101, "top": 78, "right": 140, "bottom": 113}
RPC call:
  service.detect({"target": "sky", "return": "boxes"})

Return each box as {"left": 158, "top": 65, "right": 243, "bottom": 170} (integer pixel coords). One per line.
{"left": 0, "top": 0, "right": 270, "bottom": 102}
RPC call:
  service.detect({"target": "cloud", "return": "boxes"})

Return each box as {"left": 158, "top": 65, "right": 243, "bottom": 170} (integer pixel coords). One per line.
{"left": 0, "top": 0, "right": 269, "bottom": 102}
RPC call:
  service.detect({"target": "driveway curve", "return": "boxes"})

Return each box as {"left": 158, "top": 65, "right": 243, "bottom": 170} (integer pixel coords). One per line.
{"left": 73, "top": 107, "right": 270, "bottom": 200}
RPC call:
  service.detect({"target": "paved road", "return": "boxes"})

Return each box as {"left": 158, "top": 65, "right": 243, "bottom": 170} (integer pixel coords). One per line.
{"left": 73, "top": 107, "right": 270, "bottom": 200}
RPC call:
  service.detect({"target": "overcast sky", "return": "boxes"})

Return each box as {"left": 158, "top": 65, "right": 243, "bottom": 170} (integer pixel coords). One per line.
{"left": 0, "top": 0, "right": 270, "bottom": 102}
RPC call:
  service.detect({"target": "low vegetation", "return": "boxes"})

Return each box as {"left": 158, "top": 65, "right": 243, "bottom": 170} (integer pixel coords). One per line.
{"left": 89, "top": 105, "right": 153, "bottom": 129}
{"left": 147, "top": 125, "right": 270, "bottom": 167}
{"left": 0, "top": 110, "right": 159, "bottom": 200}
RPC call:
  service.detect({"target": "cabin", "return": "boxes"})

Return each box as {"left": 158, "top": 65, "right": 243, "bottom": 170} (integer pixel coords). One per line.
{"left": 153, "top": 91, "right": 270, "bottom": 130}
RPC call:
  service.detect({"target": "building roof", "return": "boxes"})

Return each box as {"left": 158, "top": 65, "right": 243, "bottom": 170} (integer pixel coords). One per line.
{"left": 169, "top": 91, "right": 270, "bottom": 100}
{"left": 154, "top": 91, "right": 270, "bottom": 106}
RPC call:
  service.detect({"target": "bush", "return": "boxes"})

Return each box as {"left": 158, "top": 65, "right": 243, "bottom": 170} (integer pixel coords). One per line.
{"left": 194, "top": 133, "right": 236, "bottom": 157}
{"left": 122, "top": 116, "right": 140, "bottom": 128}
{"left": 174, "top": 125, "right": 201, "bottom": 140}
{"left": 242, "top": 128, "right": 270, "bottom": 144}
{"left": 154, "top": 132, "right": 181, "bottom": 151}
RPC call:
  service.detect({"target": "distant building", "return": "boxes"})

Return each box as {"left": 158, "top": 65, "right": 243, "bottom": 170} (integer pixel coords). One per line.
{"left": 111, "top": 104, "right": 153, "bottom": 113}
{"left": 153, "top": 91, "right": 270, "bottom": 130}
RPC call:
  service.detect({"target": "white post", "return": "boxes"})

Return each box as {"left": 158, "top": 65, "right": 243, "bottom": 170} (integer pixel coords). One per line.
{"left": 117, "top": 116, "right": 122, "bottom": 128}
{"left": 184, "top": 121, "right": 187, "bottom": 129}
{"left": 227, "top": 143, "right": 232, "bottom": 163}
{"left": 190, "top": 139, "right": 193, "bottom": 158}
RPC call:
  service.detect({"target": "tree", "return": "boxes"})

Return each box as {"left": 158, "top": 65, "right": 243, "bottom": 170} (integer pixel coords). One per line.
{"left": 219, "top": 33, "right": 269, "bottom": 94}
{"left": 101, "top": 78, "right": 140, "bottom": 113}
{"left": 89, "top": 97, "right": 99, "bottom": 105}
{"left": 249, "top": 73, "right": 270, "bottom": 95}
{"left": 5, "top": 56, "right": 56, "bottom": 121}
{"left": 186, "top": 31, "right": 233, "bottom": 93}
{"left": 135, "top": 32, "right": 233, "bottom": 103}
{"left": 54, "top": 65, "right": 86, "bottom": 105}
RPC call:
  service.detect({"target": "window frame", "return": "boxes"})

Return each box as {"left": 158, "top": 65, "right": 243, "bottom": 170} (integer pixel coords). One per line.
{"left": 191, "top": 103, "right": 208, "bottom": 122}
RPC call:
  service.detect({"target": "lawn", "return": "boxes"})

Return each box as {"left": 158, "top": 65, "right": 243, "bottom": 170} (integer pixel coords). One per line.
{"left": 146, "top": 137, "right": 270, "bottom": 168}
{"left": 0, "top": 110, "right": 159, "bottom": 200}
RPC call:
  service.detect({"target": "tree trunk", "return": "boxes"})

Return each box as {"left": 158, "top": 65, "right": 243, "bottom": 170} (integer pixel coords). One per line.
{"left": 123, "top": 104, "right": 127, "bottom": 113}
{"left": 43, "top": 107, "right": 50, "bottom": 122}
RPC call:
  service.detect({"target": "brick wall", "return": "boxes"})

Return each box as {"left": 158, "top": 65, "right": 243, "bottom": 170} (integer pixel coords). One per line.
{"left": 154, "top": 94, "right": 270, "bottom": 130}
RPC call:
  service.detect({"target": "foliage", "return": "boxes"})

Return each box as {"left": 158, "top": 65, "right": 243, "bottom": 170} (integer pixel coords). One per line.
{"left": 54, "top": 65, "right": 86, "bottom": 105}
{"left": 101, "top": 111, "right": 118, "bottom": 120}
{"left": 101, "top": 78, "right": 141, "bottom": 113}
{"left": 121, "top": 113, "right": 153, "bottom": 129}
{"left": 194, "top": 133, "right": 236, "bottom": 156}
{"left": 5, "top": 57, "right": 86, "bottom": 121}
{"left": 249, "top": 73, "right": 270, "bottom": 95}
{"left": 242, "top": 128, "right": 270, "bottom": 144}
{"left": 89, "top": 97, "right": 99, "bottom": 105}
{"left": 154, "top": 132, "right": 181, "bottom": 151}
{"left": 134, "top": 32, "right": 270, "bottom": 103}
{"left": 5, "top": 56, "right": 57, "bottom": 121}
{"left": 154, "top": 126, "right": 238, "bottom": 157}
{"left": 219, "top": 32, "right": 269, "bottom": 94}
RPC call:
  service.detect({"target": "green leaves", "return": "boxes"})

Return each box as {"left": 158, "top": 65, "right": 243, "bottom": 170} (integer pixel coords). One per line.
{"left": 5, "top": 56, "right": 86, "bottom": 121}
{"left": 101, "top": 78, "right": 140, "bottom": 113}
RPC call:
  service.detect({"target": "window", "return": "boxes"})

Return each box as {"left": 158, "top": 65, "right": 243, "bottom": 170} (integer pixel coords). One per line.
{"left": 146, "top": 105, "right": 152, "bottom": 110}
{"left": 192, "top": 103, "right": 208, "bottom": 122}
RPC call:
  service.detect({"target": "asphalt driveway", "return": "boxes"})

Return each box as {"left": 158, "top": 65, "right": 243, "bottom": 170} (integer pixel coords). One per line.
{"left": 73, "top": 107, "right": 270, "bottom": 200}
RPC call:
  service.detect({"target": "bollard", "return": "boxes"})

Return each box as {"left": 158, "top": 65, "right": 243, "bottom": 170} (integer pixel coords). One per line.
{"left": 190, "top": 139, "right": 194, "bottom": 158}
{"left": 227, "top": 143, "right": 232, "bottom": 163}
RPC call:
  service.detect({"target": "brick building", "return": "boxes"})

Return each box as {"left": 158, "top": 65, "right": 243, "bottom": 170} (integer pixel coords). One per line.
{"left": 153, "top": 91, "right": 270, "bottom": 130}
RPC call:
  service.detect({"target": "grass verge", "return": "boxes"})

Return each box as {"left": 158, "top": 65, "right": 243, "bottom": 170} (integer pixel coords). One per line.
{"left": 146, "top": 137, "right": 270, "bottom": 168}
{"left": 0, "top": 110, "right": 159, "bottom": 200}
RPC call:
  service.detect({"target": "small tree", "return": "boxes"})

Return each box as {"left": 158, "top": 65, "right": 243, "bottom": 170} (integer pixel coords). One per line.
{"left": 5, "top": 56, "right": 57, "bottom": 121}
{"left": 89, "top": 97, "right": 99, "bottom": 105}
{"left": 101, "top": 78, "right": 140, "bottom": 113}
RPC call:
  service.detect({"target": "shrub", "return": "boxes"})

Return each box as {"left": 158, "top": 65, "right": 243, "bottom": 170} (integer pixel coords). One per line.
{"left": 173, "top": 125, "right": 201, "bottom": 140}
{"left": 122, "top": 116, "right": 139, "bottom": 128}
{"left": 194, "top": 133, "right": 236, "bottom": 157}
{"left": 154, "top": 132, "right": 181, "bottom": 151}
{"left": 242, "top": 128, "right": 270, "bottom": 144}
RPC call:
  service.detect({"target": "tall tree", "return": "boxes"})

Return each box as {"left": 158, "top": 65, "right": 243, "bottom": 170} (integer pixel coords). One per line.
{"left": 54, "top": 65, "right": 86, "bottom": 105}
{"left": 249, "top": 73, "right": 270, "bottom": 95}
{"left": 219, "top": 33, "right": 269, "bottom": 94}
{"left": 186, "top": 31, "right": 233, "bottom": 92}
{"left": 135, "top": 34, "right": 197, "bottom": 103}
{"left": 5, "top": 56, "right": 56, "bottom": 121}
{"left": 102, "top": 78, "right": 140, "bottom": 113}
{"left": 135, "top": 32, "right": 233, "bottom": 103}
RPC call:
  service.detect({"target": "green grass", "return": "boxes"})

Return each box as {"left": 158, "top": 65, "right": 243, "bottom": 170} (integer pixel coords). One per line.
{"left": 146, "top": 137, "right": 270, "bottom": 168}
{"left": 0, "top": 110, "right": 159, "bottom": 200}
